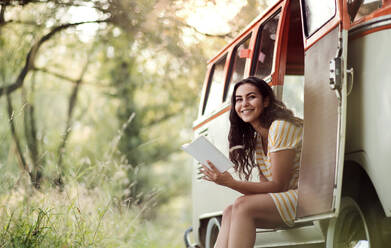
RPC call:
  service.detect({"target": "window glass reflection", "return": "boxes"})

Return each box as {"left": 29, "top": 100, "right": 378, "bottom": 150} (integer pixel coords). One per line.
{"left": 282, "top": 75, "right": 304, "bottom": 119}
{"left": 254, "top": 12, "right": 280, "bottom": 79}
{"left": 203, "top": 55, "right": 227, "bottom": 115}
{"left": 302, "top": 0, "right": 336, "bottom": 37}
{"left": 348, "top": 0, "right": 382, "bottom": 22}
{"left": 225, "top": 34, "right": 251, "bottom": 101}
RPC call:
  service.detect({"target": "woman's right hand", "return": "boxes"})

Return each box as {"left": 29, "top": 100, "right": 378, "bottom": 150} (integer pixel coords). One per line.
{"left": 200, "top": 161, "right": 235, "bottom": 187}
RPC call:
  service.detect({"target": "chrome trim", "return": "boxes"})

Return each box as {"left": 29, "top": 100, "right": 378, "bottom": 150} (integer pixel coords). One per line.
{"left": 264, "top": 75, "right": 273, "bottom": 83}
{"left": 184, "top": 227, "right": 198, "bottom": 248}
{"left": 349, "top": 14, "right": 391, "bottom": 37}
{"left": 295, "top": 212, "right": 335, "bottom": 223}
{"left": 205, "top": 218, "right": 221, "bottom": 248}
{"left": 199, "top": 211, "right": 223, "bottom": 220}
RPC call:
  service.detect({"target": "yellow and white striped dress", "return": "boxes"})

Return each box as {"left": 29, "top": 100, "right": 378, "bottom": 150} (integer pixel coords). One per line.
{"left": 255, "top": 119, "right": 303, "bottom": 226}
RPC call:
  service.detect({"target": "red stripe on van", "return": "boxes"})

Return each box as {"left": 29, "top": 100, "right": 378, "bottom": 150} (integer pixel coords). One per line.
{"left": 193, "top": 106, "right": 231, "bottom": 131}
{"left": 349, "top": 23, "right": 391, "bottom": 40}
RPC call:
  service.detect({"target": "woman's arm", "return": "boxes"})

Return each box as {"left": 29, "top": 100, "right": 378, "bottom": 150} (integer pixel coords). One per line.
{"left": 201, "top": 149, "right": 295, "bottom": 195}
{"left": 259, "top": 172, "right": 268, "bottom": 183}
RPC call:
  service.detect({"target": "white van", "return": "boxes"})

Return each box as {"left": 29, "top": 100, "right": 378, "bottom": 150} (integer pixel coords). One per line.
{"left": 184, "top": 0, "right": 391, "bottom": 247}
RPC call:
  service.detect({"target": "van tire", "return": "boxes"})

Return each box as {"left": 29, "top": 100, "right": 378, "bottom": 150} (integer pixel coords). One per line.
{"left": 361, "top": 199, "right": 386, "bottom": 248}
{"left": 205, "top": 217, "right": 221, "bottom": 248}
{"left": 326, "top": 197, "right": 371, "bottom": 248}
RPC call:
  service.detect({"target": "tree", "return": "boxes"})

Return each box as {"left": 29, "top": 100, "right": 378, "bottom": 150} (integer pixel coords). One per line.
{"left": 0, "top": 0, "right": 263, "bottom": 198}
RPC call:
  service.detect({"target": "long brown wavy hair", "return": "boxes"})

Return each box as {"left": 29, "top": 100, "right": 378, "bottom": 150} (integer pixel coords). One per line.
{"left": 228, "top": 76, "right": 302, "bottom": 180}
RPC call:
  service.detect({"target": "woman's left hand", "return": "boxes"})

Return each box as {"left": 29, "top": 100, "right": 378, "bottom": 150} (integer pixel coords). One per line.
{"left": 200, "top": 161, "right": 234, "bottom": 187}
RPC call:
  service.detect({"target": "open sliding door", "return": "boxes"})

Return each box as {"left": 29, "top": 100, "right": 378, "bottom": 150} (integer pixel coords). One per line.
{"left": 296, "top": 0, "right": 348, "bottom": 220}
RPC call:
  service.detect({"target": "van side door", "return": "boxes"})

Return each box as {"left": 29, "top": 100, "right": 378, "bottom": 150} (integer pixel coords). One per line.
{"left": 296, "top": 0, "right": 348, "bottom": 220}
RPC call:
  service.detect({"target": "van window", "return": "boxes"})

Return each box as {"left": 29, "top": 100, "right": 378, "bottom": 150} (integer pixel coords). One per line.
{"left": 202, "top": 55, "right": 227, "bottom": 115}
{"left": 301, "top": 0, "right": 336, "bottom": 37}
{"left": 282, "top": 75, "right": 304, "bottom": 119}
{"left": 224, "top": 34, "right": 252, "bottom": 101}
{"left": 348, "top": 0, "right": 382, "bottom": 22}
{"left": 253, "top": 12, "right": 280, "bottom": 80}
{"left": 283, "top": 4, "right": 304, "bottom": 119}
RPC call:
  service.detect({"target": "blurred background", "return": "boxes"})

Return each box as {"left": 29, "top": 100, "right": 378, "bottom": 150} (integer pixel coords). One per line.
{"left": 0, "top": 0, "right": 274, "bottom": 247}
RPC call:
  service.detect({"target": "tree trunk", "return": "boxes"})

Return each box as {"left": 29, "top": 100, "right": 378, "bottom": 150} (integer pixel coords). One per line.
{"left": 56, "top": 58, "right": 91, "bottom": 187}
{"left": 6, "top": 92, "right": 35, "bottom": 185}
{"left": 22, "top": 76, "right": 42, "bottom": 189}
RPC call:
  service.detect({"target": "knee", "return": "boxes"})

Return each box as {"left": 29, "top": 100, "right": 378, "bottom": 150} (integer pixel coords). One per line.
{"left": 232, "top": 196, "right": 249, "bottom": 215}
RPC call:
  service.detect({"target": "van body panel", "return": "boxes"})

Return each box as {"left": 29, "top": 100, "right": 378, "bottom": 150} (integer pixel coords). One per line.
{"left": 296, "top": 27, "right": 341, "bottom": 218}
{"left": 346, "top": 27, "right": 391, "bottom": 217}
{"left": 191, "top": 111, "right": 242, "bottom": 244}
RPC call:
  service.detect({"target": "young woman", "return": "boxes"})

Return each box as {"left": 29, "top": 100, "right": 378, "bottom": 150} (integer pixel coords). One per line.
{"left": 200, "top": 76, "right": 303, "bottom": 248}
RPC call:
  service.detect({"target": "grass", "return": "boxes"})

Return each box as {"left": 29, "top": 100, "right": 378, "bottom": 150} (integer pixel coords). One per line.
{"left": 0, "top": 176, "right": 191, "bottom": 248}
{"left": 0, "top": 111, "right": 194, "bottom": 247}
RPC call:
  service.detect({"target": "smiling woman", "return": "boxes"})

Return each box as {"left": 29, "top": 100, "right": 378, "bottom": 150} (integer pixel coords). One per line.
{"left": 200, "top": 76, "right": 303, "bottom": 248}
{"left": 234, "top": 83, "right": 268, "bottom": 125}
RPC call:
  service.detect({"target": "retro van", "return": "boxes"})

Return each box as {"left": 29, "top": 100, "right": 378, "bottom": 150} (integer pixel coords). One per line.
{"left": 184, "top": 0, "right": 391, "bottom": 247}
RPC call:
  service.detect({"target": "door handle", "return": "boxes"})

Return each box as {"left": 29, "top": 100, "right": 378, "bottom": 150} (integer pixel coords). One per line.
{"left": 346, "top": 67, "right": 354, "bottom": 96}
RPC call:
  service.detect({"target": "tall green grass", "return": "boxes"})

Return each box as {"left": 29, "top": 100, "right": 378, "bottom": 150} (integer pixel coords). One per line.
{"left": 0, "top": 124, "right": 192, "bottom": 247}
{"left": 0, "top": 171, "right": 191, "bottom": 248}
{"left": 0, "top": 110, "right": 193, "bottom": 247}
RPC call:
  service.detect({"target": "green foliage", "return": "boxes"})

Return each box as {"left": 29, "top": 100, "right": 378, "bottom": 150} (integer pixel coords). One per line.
{"left": 0, "top": 0, "right": 266, "bottom": 246}
{"left": 0, "top": 0, "right": 208, "bottom": 192}
{"left": 0, "top": 208, "right": 56, "bottom": 248}
{"left": 0, "top": 148, "right": 192, "bottom": 247}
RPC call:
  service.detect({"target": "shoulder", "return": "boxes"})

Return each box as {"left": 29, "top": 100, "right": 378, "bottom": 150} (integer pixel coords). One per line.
{"left": 269, "top": 119, "right": 301, "bottom": 134}
{"left": 268, "top": 120, "right": 303, "bottom": 149}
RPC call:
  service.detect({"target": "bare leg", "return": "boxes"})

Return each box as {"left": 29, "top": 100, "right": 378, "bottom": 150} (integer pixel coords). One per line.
{"left": 215, "top": 205, "right": 232, "bottom": 248}
{"left": 228, "top": 194, "right": 286, "bottom": 248}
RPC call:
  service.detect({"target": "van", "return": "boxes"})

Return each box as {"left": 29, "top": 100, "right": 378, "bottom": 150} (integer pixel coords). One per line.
{"left": 184, "top": 0, "right": 391, "bottom": 247}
